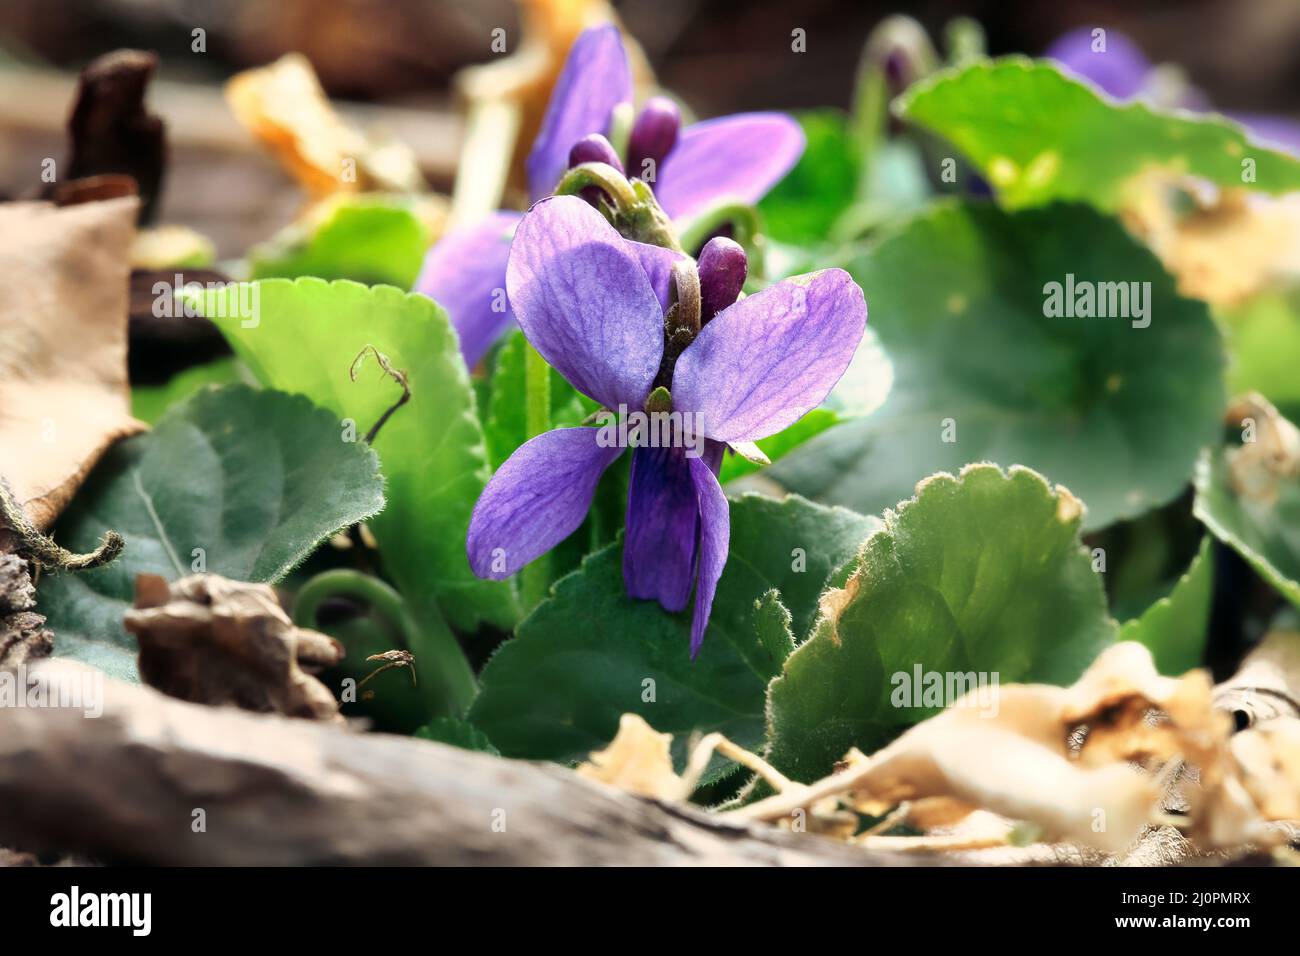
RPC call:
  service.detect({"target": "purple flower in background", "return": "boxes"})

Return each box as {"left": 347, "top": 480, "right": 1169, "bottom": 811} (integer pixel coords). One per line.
{"left": 525, "top": 23, "right": 805, "bottom": 218}
{"left": 1045, "top": 27, "right": 1300, "bottom": 155}
{"left": 414, "top": 23, "right": 806, "bottom": 367}
{"left": 1044, "top": 27, "right": 1154, "bottom": 101}
{"left": 465, "top": 197, "right": 866, "bottom": 656}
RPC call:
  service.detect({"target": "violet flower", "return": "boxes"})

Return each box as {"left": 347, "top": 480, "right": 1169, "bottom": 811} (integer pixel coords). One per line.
{"left": 1045, "top": 27, "right": 1300, "bottom": 155}
{"left": 414, "top": 23, "right": 805, "bottom": 367}
{"left": 465, "top": 196, "right": 866, "bottom": 656}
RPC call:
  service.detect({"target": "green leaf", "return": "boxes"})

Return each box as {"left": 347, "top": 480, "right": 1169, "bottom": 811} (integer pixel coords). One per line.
{"left": 1194, "top": 443, "right": 1300, "bottom": 608}
{"left": 900, "top": 58, "right": 1300, "bottom": 212}
{"left": 250, "top": 200, "right": 430, "bottom": 289}
{"left": 758, "top": 110, "right": 861, "bottom": 245}
{"left": 1118, "top": 536, "right": 1214, "bottom": 674}
{"left": 770, "top": 200, "right": 1227, "bottom": 531}
{"left": 1218, "top": 292, "right": 1300, "bottom": 417}
{"left": 766, "top": 464, "right": 1117, "bottom": 783}
{"left": 482, "top": 329, "right": 596, "bottom": 470}
{"left": 38, "top": 385, "right": 385, "bottom": 681}
{"left": 197, "top": 279, "right": 519, "bottom": 633}
{"left": 468, "top": 495, "right": 879, "bottom": 775}
{"left": 130, "top": 358, "right": 246, "bottom": 424}
{"left": 415, "top": 717, "right": 500, "bottom": 755}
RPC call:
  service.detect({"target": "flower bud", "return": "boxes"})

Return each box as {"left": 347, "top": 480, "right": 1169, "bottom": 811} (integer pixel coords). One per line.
{"left": 697, "top": 237, "right": 747, "bottom": 322}
{"left": 568, "top": 133, "right": 625, "bottom": 174}
{"left": 627, "top": 97, "right": 680, "bottom": 182}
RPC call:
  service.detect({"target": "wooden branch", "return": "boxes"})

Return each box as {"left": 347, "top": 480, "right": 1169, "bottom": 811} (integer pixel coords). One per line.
{"left": 0, "top": 660, "right": 913, "bottom": 866}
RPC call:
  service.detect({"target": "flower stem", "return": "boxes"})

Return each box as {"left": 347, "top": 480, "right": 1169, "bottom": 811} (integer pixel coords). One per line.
{"left": 293, "top": 569, "right": 477, "bottom": 718}
{"left": 521, "top": 342, "right": 552, "bottom": 608}
{"left": 554, "top": 163, "right": 682, "bottom": 252}
{"left": 677, "top": 203, "right": 763, "bottom": 264}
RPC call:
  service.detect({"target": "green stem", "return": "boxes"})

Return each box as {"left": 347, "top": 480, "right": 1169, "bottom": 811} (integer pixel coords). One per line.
{"left": 293, "top": 569, "right": 477, "bottom": 718}
{"left": 555, "top": 164, "right": 682, "bottom": 252}
{"left": 677, "top": 202, "right": 763, "bottom": 265}
{"left": 521, "top": 342, "right": 552, "bottom": 608}
{"left": 554, "top": 162, "right": 640, "bottom": 211}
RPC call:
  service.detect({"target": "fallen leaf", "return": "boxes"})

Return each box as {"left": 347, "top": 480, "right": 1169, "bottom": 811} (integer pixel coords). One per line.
{"left": 1122, "top": 175, "right": 1300, "bottom": 306}
{"left": 226, "top": 52, "right": 425, "bottom": 198}
{"left": 125, "top": 572, "right": 345, "bottom": 722}
{"left": 63, "top": 50, "right": 165, "bottom": 222}
{"left": 576, "top": 713, "right": 684, "bottom": 800}
{"left": 0, "top": 197, "right": 145, "bottom": 531}
{"left": 0, "top": 552, "right": 52, "bottom": 670}
{"left": 723, "top": 642, "right": 1294, "bottom": 856}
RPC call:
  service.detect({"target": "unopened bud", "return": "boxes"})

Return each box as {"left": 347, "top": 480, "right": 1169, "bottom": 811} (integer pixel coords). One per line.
{"left": 568, "top": 133, "right": 624, "bottom": 175}
{"left": 698, "top": 237, "right": 748, "bottom": 322}
{"left": 627, "top": 97, "right": 681, "bottom": 179}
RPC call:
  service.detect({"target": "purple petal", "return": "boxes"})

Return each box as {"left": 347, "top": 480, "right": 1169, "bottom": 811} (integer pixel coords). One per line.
{"left": 413, "top": 211, "right": 520, "bottom": 367}
{"left": 654, "top": 113, "right": 805, "bottom": 222}
{"left": 506, "top": 196, "right": 663, "bottom": 409}
{"left": 623, "top": 445, "right": 699, "bottom": 612}
{"left": 628, "top": 239, "right": 686, "bottom": 314}
{"left": 1228, "top": 112, "right": 1300, "bottom": 157}
{"left": 688, "top": 454, "right": 729, "bottom": 658}
{"left": 1044, "top": 28, "right": 1151, "bottom": 101}
{"left": 467, "top": 426, "right": 623, "bottom": 579}
{"left": 526, "top": 24, "right": 632, "bottom": 202}
{"left": 673, "top": 269, "right": 867, "bottom": 443}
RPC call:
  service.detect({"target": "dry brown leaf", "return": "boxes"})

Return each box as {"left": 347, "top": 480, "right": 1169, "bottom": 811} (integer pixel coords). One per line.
{"left": 225, "top": 52, "right": 425, "bottom": 198}
{"left": 0, "top": 552, "right": 52, "bottom": 670}
{"left": 124, "top": 572, "right": 344, "bottom": 723}
{"left": 576, "top": 713, "right": 684, "bottom": 799}
{"left": 1217, "top": 393, "right": 1300, "bottom": 506}
{"left": 0, "top": 197, "right": 145, "bottom": 531}
{"left": 716, "top": 641, "right": 1296, "bottom": 856}
{"left": 1122, "top": 174, "right": 1300, "bottom": 306}
{"left": 63, "top": 49, "right": 165, "bottom": 223}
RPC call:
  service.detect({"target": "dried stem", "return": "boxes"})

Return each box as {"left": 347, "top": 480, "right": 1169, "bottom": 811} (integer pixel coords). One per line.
{"left": 350, "top": 346, "right": 411, "bottom": 445}
{"left": 0, "top": 477, "right": 123, "bottom": 571}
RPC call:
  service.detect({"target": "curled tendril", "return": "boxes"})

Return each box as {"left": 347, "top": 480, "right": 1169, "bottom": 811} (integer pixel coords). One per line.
{"left": 350, "top": 345, "right": 411, "bottom": 444}
{"left": 0, "top": 477, "right": 124, "bottom": 571}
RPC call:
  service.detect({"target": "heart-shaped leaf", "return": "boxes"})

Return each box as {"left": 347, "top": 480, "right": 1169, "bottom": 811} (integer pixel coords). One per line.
{"left": 468, "top": 495, "right": 879, "bottom": 775}
{"left": 900, "top": 58, "right": 1300, "bottom": 211}
{"left": 38, "top": 384, "right": 385, "bottom": 680}
{"left": 766, "top": 464, "right": 1117, "bottom": 784}
{"left": 250, "top": 199, "right": 431, "bottom": 289}
{"left": 1118, "top": 535, "right": 1214, "bottom": 675}
{"left": 770, "top": 200, "right": 1227, "bottom": 531}
{"left": 1195, "top": 440, "right": 1300, "bottom": 609}
{"left": 196, "top": 278, "right": 519, "bottom": 633}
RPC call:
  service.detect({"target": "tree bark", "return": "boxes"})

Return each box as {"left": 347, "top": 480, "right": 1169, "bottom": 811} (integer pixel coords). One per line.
{"left": 0, "top": 660, "right": 913, "bottom": 866}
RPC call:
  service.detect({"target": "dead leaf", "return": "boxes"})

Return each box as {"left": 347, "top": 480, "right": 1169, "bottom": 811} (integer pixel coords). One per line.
{"left": 1122, "top": 174, "right": 1300, "bottom": 306}
{"left": 576, "top": 713, "right": 683, "bottom": 799}
{"left": 1221, "top": 393, "right": 1300, "bottom": 506}
{"left": 0, "top": 197, "right": 145, "bottom": 531}
{"left": 0, "top": 552, "right": 52, "bottom": 670}
{"left": 712, "top": 642, "right": 1297, "bottom": 857}
{"left": 124, "top": 573, "right": 345, "bottom": 723}
{"left": 64, "top": 50, "right": 166, "bottom": 223}
{"left": 225, "top": 52, "right": 425, "bottom": 198}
